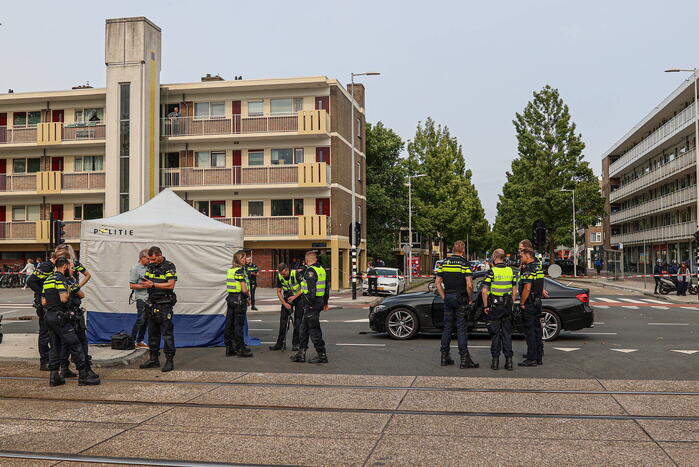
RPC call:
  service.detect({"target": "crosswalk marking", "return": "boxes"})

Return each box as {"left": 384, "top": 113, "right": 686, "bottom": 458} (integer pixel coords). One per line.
{"left": 681, "top": 306, "right": 698, "bottom": 310}
{"left": 596, "top": 297, "right": 621, "bottom": 303}
{"left": 618, "top": 298, "right": 641, "bottom": 303}
{"left": 336, "top": 343, "right": 385, "bottom": 347}
{"left": 622, "top": 306, "right": 639, "bottom": 309}
{"left": 611, "top": 349, "right": 638, "bottom": 353}
{"left": 650, "top": 306, "right": 670, "bottom": 310}
{"left": 648, "top": 323, "right": 689, "bottom": 326}
{"left": 640, "top": 298, "right": 668, "bottom": 304}
{"left": 595, "top": 305, "right": 609, "bottom": 309}
{"left": 344, "top": 318, "right": 370, "bottom": 323}
{"left": 554, "top": 347, "right": 580, "bottom": 352}
{"left": 570, "top": 332, "right": 617, "bottom": 335}
{"left": 671, "top": 350, "right": 699, "bottom": 355}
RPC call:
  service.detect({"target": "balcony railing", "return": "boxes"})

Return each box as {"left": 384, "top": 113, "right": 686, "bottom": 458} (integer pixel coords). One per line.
{"left": 215, "top": 215, "right": 330, "bottom": 238}
{"left": 62, "top": 172, "right": 106, "bottom": 190}
{"left": 161, "top": 110, "right": 329, "bottom": 138}
{"left": 0, "top": 123, "right": 105, "bottom": 145}
{"left": 610, "top": 186, "right": 697, "bottom": 225}
{"left": 610, "top": 148, "right": 695, "bottom": 202}
{"left": 0, "top": 222, "right": 37, "bottom": 240}
{"left": 160, "top": 165, "right": 305, "bottom": 188}
{"left": 0, "top": 171, "right": 105, "bottom": 193}
{"left": 0, "top": 174, "right": 38, "bottom": 192}
{"left": 609, "top": 104, "right": 696, "bottom": 177}
{"left": 610, "top": 221, "right": 695, "bottom": 246}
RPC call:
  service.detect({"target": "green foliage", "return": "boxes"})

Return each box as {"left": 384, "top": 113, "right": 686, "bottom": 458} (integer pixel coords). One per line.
{"left": 407, "top": 118, "right": 490, "bottom": 256}
{"left": 492, "top": 85, "right": 604, "bottom": 258}
{"left": 366, "top": 122, "right": 407, "bottom": 265}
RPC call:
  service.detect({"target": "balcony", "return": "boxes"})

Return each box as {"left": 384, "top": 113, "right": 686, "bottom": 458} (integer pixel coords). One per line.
{"left": 160, "top": 162, "right": 328, "bottom": 188}
{"left": 160, "top": 110, "right": 329, "bottom": 138}
{"left": 609, "top": 104, "right": 696, "bottom": 177}
{"left": 610, "top": 221, "right": 695, "bottom": 246}
{"left": 0, "top": 171, "right": 105, "bottom": 194}
{"left": 0, "top": 122, "right": 105, "bottom": 146}
{"left": 610, "top": 186, "right": 697, "bottom": 225}
{"left": 0, "top": 220, "right": 80, "bottom": 242}
{"left": 610, "top": 148, "right": 695, "bottom": 203}
{"left": 217, "top": 215, "right": 329, "bottom": 238}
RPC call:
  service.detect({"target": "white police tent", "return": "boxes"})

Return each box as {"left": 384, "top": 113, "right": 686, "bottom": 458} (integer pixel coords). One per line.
{"left": 80, "top": 189, "right": 244, "bottom": 347}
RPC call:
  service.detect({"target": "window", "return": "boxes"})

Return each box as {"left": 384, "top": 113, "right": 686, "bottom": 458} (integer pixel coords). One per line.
{"left": 294, "top": 199, "right": 304, "bottom": 215}
{"left": 248, "top": 201, "right": 264, "bottom": 217}
{"left": 590, "top": 232, "right": 602, "bottom": 243}
{"left": 271, "top": 148, "right": 293, "bottom": 165}
{"left": 195, "top": 151, "right": 225, "bottom": 168}
{"left": 270, "top": 98, "right": 303, "bottom": 115}
{"left": 248, "top": 150, "right": 264, "bottom": 166}
{"left": 357, "top": 161, "right": 361, "bottom": 181}
{"left": 194, "top": 102, "right": 225, "bottom": 119}
{"left": 271, "top": 199, "right": 293, "bottom": 216}
{"left": 12, "top": 205, "right": 40, "bottom": 221}
{"left": 294, "top": 148, "right": 304, "bottom": 164}
{"left": 211, "top": 200, "right": 225, "bottom": 218}
{"left": 248, "top": 100, "right": 263, "bottom": 116}
{"left": 75, "top": 108, "right": 104, "bottom": 123}
{"left": 74, "top": 155, "right": 104, "bottom": 172}
{"left": 12, "top": 158, "right": 40, "bottom": 174}
{"left": 74, "top": 204, "right": 103, "bottom": 220}
{"left": 316, "top": 198, "right": 330, "bottom": 216}
{"left": 13, "top": 111, "right": 41, "bottom": 127}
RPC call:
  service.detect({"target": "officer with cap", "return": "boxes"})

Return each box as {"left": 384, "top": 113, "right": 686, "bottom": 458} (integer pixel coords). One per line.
{"left": 224, "top": 250, "right": 252, "bottom": 357}
{"left": 245, "top": 255, "right": 259, "bottom": 311}
{"left": 139, "top": 246, "right": 178, "bottom": 372}
{"left": 481, "top": 248, "right": 517, "bottom": 370}
{"left": 270, "top": 263, "right": 304, "bottom": 351}
{"left": 290, "top": 250, "right": 329, "bottom": 364}
{"left": 518, "top": 243, "right": 545, "bottom": 367}
{"left": 435, "top": 240, "right": 479, "bottom": 369}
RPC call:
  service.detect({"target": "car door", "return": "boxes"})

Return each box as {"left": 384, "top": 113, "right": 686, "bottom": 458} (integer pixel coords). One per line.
{"left": 431, "top": 293, "right": 445, "bottom": 328}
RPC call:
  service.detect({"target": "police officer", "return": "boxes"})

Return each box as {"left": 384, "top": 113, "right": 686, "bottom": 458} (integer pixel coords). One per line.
{"left": 290, "top": 251, "right": 329, "bottom": 364}
{"left": 138, "top": 246, "right": 178, "bottom": 372}
{"left": 224, "top": 250, "right": 252, "bottom": 357}
{"left": 26, "top": 253, "right": 57, "bottom": 371}
{"left": 64, "top": 271, "right": 99, "bottom": 379}
{"left": 481, "top": 249, "right": 517, "bottom": 371}
{"left": 435, "top": 240, "right": 479, "bottom": 369}
{"left": 270, "top": 263, "right": 303, "bottom": 351}
{"left": 41, "top": 257, "right": 100, "bottom": 387}
{"left": 518, "top": 244, "right": 545, "bottom": 367}
{"left": 245, "top": 255, "right": 259, "bottom": 311}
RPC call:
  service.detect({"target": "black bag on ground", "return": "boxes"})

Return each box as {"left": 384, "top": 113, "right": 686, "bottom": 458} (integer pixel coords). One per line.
{"left": 111, "top": 331, "right": 135, "bottom": 350}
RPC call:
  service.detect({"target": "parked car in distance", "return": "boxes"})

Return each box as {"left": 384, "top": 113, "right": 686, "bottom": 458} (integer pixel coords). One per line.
{"left": 362, "top": 267, "right": 406, "bottom": 296}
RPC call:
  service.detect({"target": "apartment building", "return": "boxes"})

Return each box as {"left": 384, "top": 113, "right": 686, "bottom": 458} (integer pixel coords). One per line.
{"left": 0, "top": 17, "right": 367, "bottom": 289}
{"left": 602, "top": 74, "right": 698, "bottom": 273}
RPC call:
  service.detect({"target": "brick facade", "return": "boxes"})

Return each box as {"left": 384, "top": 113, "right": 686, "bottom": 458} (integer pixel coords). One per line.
{"left": 247, "top": 248, "right": 274, "bottom": 288}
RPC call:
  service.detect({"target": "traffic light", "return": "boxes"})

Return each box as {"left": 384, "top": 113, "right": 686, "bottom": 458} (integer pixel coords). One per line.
{"left": 54, "top": 220, "right": 66, "bottom": 247}
{"left": 348, "top": 222, "right": 361, "bottom": 247}
{"left": 693, "top": 230, "right": 699, "bottom": 244}
{"left": 532, "top": 219, "right": 546, "bottom": 251}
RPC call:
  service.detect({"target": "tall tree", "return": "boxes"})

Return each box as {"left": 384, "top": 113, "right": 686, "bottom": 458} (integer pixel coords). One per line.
{"left": 366, "top": 121, "right": 407, "bottom": 266}
{"left": 492, "top": 85, "right": 604, "bottom": 259}
{"left": 408, "top": 118, "right": 490, "bottom": 257}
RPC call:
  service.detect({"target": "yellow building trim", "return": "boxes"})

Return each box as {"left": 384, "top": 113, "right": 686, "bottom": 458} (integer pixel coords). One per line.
{"left": 35, "top": 220, "right": 50, "bottom": 243}
{"left": 149, "top": 51, "right": 157, "bottom": 200}
{"left": 36, "top": 171, "right": 62, "bottom": 194}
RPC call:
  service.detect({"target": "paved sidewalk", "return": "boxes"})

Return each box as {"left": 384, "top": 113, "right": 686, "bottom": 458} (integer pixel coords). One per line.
{"left": 565, "top": 276, "right": 699, "bottom": 303}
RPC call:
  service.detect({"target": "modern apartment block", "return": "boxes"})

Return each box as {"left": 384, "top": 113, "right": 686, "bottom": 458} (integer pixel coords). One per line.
{"left": 602, "top": 74, "right": 698, "bottom": 272}
{"left": 0, "top": 17, "right": 367, "bottom": 289}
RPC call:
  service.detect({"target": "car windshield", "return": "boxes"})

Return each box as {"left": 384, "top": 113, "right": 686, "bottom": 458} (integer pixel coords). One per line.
{"left": 374, "top": 268, "right": 397, "bottom": 276}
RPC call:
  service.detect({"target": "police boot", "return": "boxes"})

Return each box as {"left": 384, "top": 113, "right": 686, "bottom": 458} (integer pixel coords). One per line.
{"left": 441, "top": 351, "right": 454, "bottom": 366}
{"left": 60, "top": 365, "right": 77, "bottom": 378}
{"left": 504, "top": 356, "right": 514, "bottom": 371}
{"left": 49, "top": 370, "right": 65, "bottom": 387}
{"left": 225, "top": 345, "right": 236, "bottom": 357}
{"left": 139, "top": 352, "right": 160, "bottom": 369}
{"left": 269, "top": 342, "right": 284, "bottom": 351}
{"left": 308, "top": 352, "right": 328, "bottom": 364}
{"left": 490, "top": 357, "right": 499, "bottom": 370}
{"left": 236, "top": 346, "right": 253, "bottom": 358}
{"left": 78, "top": 369, "right": 101, "bottom": 386}
{"left": 161, "top": 356, "right": 174, "bottom": 372}
{"left": 86, "top": 358, "right": 99, "bottom": 378}
{"left": 291, "top": 345, "right": 299, "bottom": 352}
{"left": 460, "top": 352, "right": 479, "bottom": 369}
{"left": 518, "top": 359, "right": 538, "bottom": 367}
{"left": 40, "top": 362, "right": 50, "bottom": 372}
{"left": 290, "top": 349, "right": 306, "bottom": 362}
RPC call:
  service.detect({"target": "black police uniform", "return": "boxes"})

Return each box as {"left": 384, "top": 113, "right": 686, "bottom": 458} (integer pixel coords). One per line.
{"left": 224, "top": 265, "right": 250, "bottom": 357}
{"left": 520, "top": 259, "right": 544, "bottom": 364}
{"left": 144, "top": 258, "right": 177, "bottom": 361}
{"left": 26, "top": 261, "right": 55, "bottom": 368}
{"left": 367, "top": 267, "right": 378, "bottom": 295}
{"left": 292, "top": 262, "right": 329, "bottom": 362}
{"left": 63, "top": 275, "right": 97, "bottom": 377}
{"left": 272, "top": 271, "right": 304, "bottom": 350}
{"left": 483, "top": 263, "right": 517, "bottom": 369}
{"left": 436, "top": 255, "right": 477, "bottom": 367}
{"left": 246, "top": 262, "right": 259, "bottom": 309}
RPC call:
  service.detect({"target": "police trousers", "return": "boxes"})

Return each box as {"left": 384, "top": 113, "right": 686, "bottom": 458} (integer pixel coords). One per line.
{"left": 440, "top": 293, "right": 469, "bottom": 354}
{"left": 146, "top": 303, "right": 176, "bottom": 357}
{"left": 61, "top": 312, "right": 91, "bottom": 368}
{"left": 225, "top": 294, "right": 247, "bottom": 349}
{"left": 44, "top": 310, "right": 87, "bottom": 372}
{"left": 34, "top": 293, "right": 50, "bottom": 365}
{"left": 276, "top": 297, "right": 303, "bottom": 347}
{"left": 299, "top": 296, "right": 326, "bottom": 353}
{"left": 487, "top": 303, "right": 513, "bottom": 358}
{"left": 522, "top": 300, "right": 543, "bottom": 361}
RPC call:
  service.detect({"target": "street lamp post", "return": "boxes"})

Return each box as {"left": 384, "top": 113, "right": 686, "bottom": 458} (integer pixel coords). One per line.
{"left": 407, "top": 173, "right": 426, "bottom": 285}
{"left": 561, "top": 188, "right": 577, "bottom": 277}
{"left": 350, "top": 71, "right": 380, "bottom": 300}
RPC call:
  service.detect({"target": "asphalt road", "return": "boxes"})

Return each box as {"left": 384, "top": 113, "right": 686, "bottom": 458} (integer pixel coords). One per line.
{"left": 2, "top": 285, "right": 698, "bottom": 380}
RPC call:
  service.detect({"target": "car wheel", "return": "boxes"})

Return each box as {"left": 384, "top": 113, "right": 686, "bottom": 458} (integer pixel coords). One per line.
{"left": 385, "top": 308, "right": 419, "bottom": 340}
{"left": 540, "top": 309, "right": 561, "bottom": 341}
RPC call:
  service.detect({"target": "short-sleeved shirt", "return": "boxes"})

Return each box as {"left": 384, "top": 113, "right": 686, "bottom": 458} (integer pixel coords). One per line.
{"left": 145, "top": 258, "right": 177, "bottom": 301}
{"left": 246, "top": 263, "right": 259, "bottom": 285}
{"left": 436, "top": 255, "right": 472, "bottom": 294}
{"left": 484, "top": 263, "right": 517, "bottom": 296}
{"left": 129, "top": 262, "right": 149, "bottom": 301}
{"left": 42, "top": 271, "right": 68, "bottom": 312}
{"left": 519, "top": 259, "right": 544, "bottom": 298}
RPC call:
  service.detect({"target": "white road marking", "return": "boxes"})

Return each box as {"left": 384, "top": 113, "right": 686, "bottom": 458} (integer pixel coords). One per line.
{"left": 336, "top": 343, "right": 385, "bottom": 347}
{"left": 618, "top": 298, "right": 642, "bottom": 303}
{"left": 596, "top": 297, "right": 621, "bottom": 303}
{"left": 622, "top": 306, "right": 639, "bottom": 309}
{"left": 261, "top": 341, "right": 276, "bottom": 344}
{"left": 595, "top": 306, "right": 609, "bottom": 309}
{"left": 681, "top": 306, "right": 699, "bottom": 310}
{"left": 344, "top": 318, "right": 370, "bottom": 323}
{"left": 248, "top": 328, "right": 273, "bottom": 331}
{"left": 648, "top": 323, "right": 689, "bottom": 326}
{"left": 554, "top": 347, "right": 580, "bottom": 352}
{"left": 451, "top": 345, "right": 490, "bottom": 349}
{"left": 650, "top": 306, "right": 670, "bottom": 310}
{"left": 319, "top": 320, "right": 329, "bottom": 323}
{"left": 611, "top": 349, "right": 638, "bottom": 353}
{"left": 248, "top": 319, "right": 263, "bottom": 322}
{"left": 671, "top": 350, "right": 699, "bottom": 355}
{"left": 593, "top": 322, "right": 605, "bottom": 325}
{"left": 640, "top": 298, "right": 669, "bottom": 304}
{"left": 570, "top": 332, "right": 617, "bottom": 335}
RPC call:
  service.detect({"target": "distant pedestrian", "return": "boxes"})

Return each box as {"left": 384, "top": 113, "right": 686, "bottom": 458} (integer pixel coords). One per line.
{"left": 677, "top": 262, "right": 690, "bottom": 296}
{"left": 594, "top": 258, "right": 602, "bottom": 275}
{"left": 20, "top": 259, "right": 35, "bottom": 289}
{"left": 653, "top": 261, "right": 663, "bottom": 294}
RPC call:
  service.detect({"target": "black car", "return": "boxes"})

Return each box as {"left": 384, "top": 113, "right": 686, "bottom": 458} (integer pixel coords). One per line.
{"left": 369, "top": 271, "right": 594, "bottom": 341}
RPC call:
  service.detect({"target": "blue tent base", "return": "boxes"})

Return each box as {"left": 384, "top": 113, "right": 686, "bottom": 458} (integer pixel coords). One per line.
{"left": 88, "top": 311, "right": 260, "bottom": 347}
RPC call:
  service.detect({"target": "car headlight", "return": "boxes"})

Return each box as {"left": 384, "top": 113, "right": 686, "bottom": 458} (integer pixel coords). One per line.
{"left": 372, "top": 304, "right": 387, "bottom": 313}
{"left": 385, "top": 282, "right": 397, "bottom": 286}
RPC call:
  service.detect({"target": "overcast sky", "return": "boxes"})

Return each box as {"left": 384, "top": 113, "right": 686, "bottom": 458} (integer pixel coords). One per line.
{"left": 2, "top": 0, "right": 698, "bottom": 223}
